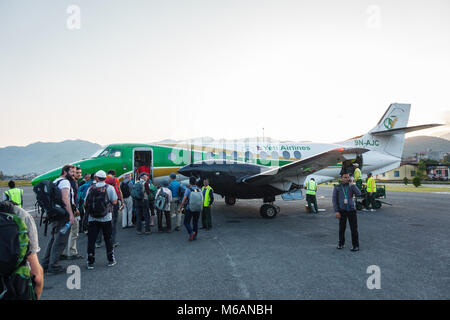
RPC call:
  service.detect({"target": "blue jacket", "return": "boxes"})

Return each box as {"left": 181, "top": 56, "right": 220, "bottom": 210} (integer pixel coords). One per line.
{"left": 332, "top": 183, "right": 362, "bottom": 212}
{"left": 169, "top": 180, "right": 182, "bottom": 198}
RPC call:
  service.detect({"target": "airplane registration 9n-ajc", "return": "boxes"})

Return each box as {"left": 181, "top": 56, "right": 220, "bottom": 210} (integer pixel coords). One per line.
{"left": 32, "top": 103, "right": 441, "bottom": 218}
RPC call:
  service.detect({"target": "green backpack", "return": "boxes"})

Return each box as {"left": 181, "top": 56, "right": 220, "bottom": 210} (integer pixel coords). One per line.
{"left": 0, "top": 209, "right": 36, "bottom": 300}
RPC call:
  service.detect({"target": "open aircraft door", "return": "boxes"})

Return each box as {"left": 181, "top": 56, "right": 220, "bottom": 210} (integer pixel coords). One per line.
{"left": 133, "top": 147, "right": 153, "bottom": 181}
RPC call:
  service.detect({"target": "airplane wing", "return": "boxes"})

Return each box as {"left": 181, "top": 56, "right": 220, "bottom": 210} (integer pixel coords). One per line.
{"left": 241, "top": 147, "right": 369, "bottom": 187}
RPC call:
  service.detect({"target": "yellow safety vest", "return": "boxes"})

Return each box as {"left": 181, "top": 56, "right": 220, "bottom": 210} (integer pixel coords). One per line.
{"left": 201, "top": 186, "right": 213, "bottom": 207}
{"left": 5, "top": 188, "right": 23, "bottom": 207}
{"left": 306, "top": 180, "right": 317, "bottom": 195}
{"left": 354, "top": 168, "right": 362, "bottom": 181}
{"left": 366, "top": 177, "right": 377, "bottom": 193}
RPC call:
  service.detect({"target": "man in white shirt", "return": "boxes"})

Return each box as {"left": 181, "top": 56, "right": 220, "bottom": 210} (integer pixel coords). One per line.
{"left": 41, "top": 165, "right": 76, "bottom": 275}
{"left": 155, "top": 180, "right": 173, "bottom": 232}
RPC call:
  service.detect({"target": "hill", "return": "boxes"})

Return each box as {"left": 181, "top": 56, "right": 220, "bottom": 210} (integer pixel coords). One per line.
{"left": 403, "top": 136, "right": 450, "bottom": 158}
{"left": 0, "top": 140, "right": 102, "bottom": 175}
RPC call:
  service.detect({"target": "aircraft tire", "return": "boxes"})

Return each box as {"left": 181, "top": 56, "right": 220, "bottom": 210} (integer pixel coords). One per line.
{"left": 260, "top": 204, "right": 278, "bottom": 219}
{"left": 225, "top": 196, "right": 236, "bottom": 206}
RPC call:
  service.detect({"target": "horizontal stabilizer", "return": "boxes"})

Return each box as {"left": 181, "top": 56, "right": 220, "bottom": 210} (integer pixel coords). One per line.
{"left": 371, "top": 124, "right": 443, "bottom": 136}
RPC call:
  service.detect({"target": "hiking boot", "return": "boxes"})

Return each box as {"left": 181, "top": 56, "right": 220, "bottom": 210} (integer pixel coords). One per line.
{"left": 174, "top": 227, "right": 180, "bottom": 232}
{"left": 87, "top": 263, "right": 94, "bottom": 270}
{"left": 351, "top": 246, "right": 360, "bottom": 252}
{"left": 337, "top": 244, "right": 344, "bottom": 250}
{"left": 47, "top": 265, "right": 65, "bottom": 275}
{"left": 189, "top": 232, "right": 196, "bottom": 242}
{"left": 107, "top": 259, "right": 117, "bottom": 267}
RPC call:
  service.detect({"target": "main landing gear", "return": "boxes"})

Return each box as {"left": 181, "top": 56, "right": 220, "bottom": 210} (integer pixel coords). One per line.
{"left": 260, "top": 196, "right": 280, "bottom": 219}
{"left": 225, "top": 196, "right": 236, "bottom": 206}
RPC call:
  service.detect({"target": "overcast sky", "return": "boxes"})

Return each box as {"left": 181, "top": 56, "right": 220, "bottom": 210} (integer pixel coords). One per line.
{"left": 0, "top": 0, "right": 449, "bottom": 148}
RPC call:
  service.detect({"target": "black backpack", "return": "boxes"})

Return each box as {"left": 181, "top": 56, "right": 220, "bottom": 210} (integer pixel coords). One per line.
{"left": 33, "top": 179, "right": 67, "bottom": 236}
{"left": 85, "top": 185, "right": 109, "bottom": 218}
{"left": 121, "top": 181, "right": 131, "bottom": 198}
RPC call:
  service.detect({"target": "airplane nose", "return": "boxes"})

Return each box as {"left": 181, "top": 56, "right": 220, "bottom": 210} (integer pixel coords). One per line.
{"left": 178, "top": 165, "right": 194, "bottom": 177}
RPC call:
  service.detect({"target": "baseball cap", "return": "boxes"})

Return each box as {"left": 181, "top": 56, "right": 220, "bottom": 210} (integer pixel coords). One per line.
{"left": 95, "top": 170, "right": 107, "bottom": 179}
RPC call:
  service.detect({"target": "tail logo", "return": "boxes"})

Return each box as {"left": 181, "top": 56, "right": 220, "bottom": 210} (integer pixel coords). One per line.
{"left": 384, "top": 116, "right": 398, "bottom": 129}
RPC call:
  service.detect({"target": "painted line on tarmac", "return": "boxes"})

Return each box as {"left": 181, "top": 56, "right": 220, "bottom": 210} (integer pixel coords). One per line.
{"left": 213, "top": 236, "right": 251, "bottom": 299}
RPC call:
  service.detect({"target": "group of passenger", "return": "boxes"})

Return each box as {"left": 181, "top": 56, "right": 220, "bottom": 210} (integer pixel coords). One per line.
{"left": 42, "top": 165, "right": 215, "bottom": 272}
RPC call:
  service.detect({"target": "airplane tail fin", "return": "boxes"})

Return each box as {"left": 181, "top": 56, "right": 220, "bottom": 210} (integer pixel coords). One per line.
{"left": 343, "top": 103, "right": 443, "bottom": 159}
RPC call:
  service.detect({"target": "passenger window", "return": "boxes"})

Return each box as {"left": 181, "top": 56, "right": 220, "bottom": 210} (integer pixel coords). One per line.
{"left": 283, "top": 151, "right": 290, "bottom": 159}
{"left": 294, "top": 151, "right": 301, "bottom": 159}
{"left": 109, "top": 149, "right": 122, "bottom": 157}
{"left": 271, "top": 151, "right": 279, "bottom": 159}
{"left": 259, "top": 151, "right": 267, "bottom": 161}
{"left": 232, "top": 151, "right": 239, "bottom": 160}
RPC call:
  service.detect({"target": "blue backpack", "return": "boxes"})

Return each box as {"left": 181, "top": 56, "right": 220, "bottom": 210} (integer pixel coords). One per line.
{"left": 131, "top": 181, "right": 144, "bottom": 200}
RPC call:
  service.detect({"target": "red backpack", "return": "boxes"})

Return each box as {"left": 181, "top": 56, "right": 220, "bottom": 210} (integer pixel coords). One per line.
{"left": 105, "top": 176, "right": 120, "bottom": 198}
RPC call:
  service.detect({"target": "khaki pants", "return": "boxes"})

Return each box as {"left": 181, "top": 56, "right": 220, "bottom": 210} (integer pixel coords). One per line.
{"left": 65, "top": 217, "right": 79, "bottom": 256}
{"left": 122, "top": 196, "right": 133, "bottom": 227}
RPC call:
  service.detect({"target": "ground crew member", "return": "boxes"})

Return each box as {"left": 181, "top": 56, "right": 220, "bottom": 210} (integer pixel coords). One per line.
{"left": 363, "top": 172, "right": 377, "bottom": 212}
{"left": 353, "top": 163, "right": 363, "bottom": 191}
{"left": 201, "top": 178, "right": 214, "bottom": 229}
{"left": 3, "top": 180, "right": 24, "bottom": 208}
{"left": 304, "top": 178, "right": 318, "bottom": 213}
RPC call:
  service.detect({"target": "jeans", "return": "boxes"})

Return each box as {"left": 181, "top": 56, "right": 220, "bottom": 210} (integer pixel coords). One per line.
{"left": 184, "top": 210, "right": 200, "bottom": 237}
{"left": 42, "top": 218, "right": 71, "bottom": 269}
{"left": 338, "top": 210, "right": 359, "bottom": 247}
{"left": 136, "top": 200, "right": 150, "bottom": 232}
{"left": 87, "top": 221, "right": 114, "bottom": 264}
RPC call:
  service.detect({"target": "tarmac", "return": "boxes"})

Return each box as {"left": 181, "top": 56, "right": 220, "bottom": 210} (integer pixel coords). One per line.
{"left": 4, "top": 186, "right": 450, "bottom": 300}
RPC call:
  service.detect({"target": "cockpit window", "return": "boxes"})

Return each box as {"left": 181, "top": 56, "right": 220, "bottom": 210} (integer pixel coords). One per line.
{"left": 98, "top": 148, "right": 111, "bottom": 157}
{"left": 109, "top": 149, "right": 122, "bottom": 157}
{"left": 90, "top": 148, "right": 108, "bottom": 158}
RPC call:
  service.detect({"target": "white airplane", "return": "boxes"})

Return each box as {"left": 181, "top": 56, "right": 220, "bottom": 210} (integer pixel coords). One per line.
{"left": 176, "top": 103, "right": 441, "bottom": 217}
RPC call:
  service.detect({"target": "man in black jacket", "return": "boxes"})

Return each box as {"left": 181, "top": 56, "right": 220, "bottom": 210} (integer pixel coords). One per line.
{"left": 332, "top": 172, "right": 362, "bottom": 251}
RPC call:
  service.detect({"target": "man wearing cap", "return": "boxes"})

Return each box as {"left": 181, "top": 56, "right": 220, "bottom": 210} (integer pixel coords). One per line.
{"left": 84, "top": 170, "right": 118, "bottom": 269}
{"left": 168, "top": 173, "right": 183, "bottom": 231}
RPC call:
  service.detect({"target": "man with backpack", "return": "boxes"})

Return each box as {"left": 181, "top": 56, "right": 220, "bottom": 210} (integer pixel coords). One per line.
{"left": 41, "top": 164, "right": 76, "bottom": 275}
{"left": 61, "top": 166, "right": 83, "bottom": 261}
{"left": 155, "top": 180, "right": 173, "bottom": 232}
{"left": 168, "top": 173, "right": 183, "bottom": 231}
{"left": 145, "top": 177, "right": 158, "bottom": 228}
{"left": 0, "top": 201, "right": 44, "bottom": 300}
{"left": 132, "top": 172, "right": 151, "bottom": 235}
{"left": 179, "top": 176, "right": 203, "bottom": 241}
{"left": 120, "top": 173, "right": 134, "bottom": 228}
{"left": 84, "top": 170, "right": 118, "bottom": 269}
